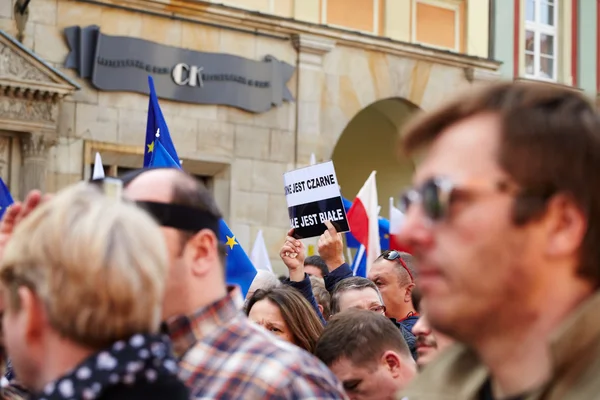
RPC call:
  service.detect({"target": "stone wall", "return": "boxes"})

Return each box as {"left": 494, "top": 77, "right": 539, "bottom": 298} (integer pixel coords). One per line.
{"left": 1, "top": 0, "right": 299, "bottom": 271}
{"left": 0, "top": 0, "right": 500, "bottom": 272}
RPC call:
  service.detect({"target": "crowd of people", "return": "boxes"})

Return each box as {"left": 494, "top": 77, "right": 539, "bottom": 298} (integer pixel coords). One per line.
{"left": 0, "top": 81, "right": 599, "bottom": 399}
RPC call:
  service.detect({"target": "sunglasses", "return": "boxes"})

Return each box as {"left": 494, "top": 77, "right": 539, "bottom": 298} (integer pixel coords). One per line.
{"left": 380, "top": 250, "right": 414, "bottom": 283}
{"left": 398, "top": 176, "right": 512, "bottom": 222}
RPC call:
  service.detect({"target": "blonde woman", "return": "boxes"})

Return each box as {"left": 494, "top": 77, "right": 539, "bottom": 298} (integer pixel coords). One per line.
{"left": 0, "top": 183, "right": 189, "bottom": 400}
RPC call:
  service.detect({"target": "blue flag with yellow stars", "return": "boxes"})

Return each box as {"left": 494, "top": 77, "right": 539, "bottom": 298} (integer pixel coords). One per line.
{"left": 0, "top": 178, "right": 13, "bottom": 220}
{"left": 144, "top": 75, "right": 180, "bottom": 168}
{"left": 143, "top": 78, "right": 256, "bottom": 296}
{"left": 219, "top": 220, "right": 257, "bottom": 298}
{"left": 150, "top": 140, "right": 180, "bottom": 169}
{"left": 148, "top": 144, "right": 257, "bottom": 296}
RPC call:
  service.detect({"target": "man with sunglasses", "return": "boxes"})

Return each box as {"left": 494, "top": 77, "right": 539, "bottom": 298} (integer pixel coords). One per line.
{"left": 397, "top": 82, "right": 600, "bottom": 400}
{"left": 369, "top": 251, "right": 419, "bottom": 331}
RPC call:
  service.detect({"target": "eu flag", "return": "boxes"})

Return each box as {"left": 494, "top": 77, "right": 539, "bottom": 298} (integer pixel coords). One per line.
{"left": 0, "top": 178, "right": 14, "bottom": 220}
{"left": 143, "top": 76, "right": 256, "bottom": 296}
{"left": 150, "top": 140, "right": 180, "bottom": 168}
{"left": 342, "top": 197, "right": 389, "bottom": 250}
{"left": 219, "top": 220, "right": 257, "bottom": 297}
{"left": 144, "top": 76, "right": 180, "bottom": 168}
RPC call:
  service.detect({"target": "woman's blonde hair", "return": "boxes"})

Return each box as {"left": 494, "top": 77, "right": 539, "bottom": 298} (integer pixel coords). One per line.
{"left": 0, "top": 183, "right": 169, "bottom": 349}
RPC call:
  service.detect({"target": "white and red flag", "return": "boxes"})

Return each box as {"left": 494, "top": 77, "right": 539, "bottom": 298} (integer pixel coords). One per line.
{"left": 347, "top": 171, "right": 381, "bottom": 269}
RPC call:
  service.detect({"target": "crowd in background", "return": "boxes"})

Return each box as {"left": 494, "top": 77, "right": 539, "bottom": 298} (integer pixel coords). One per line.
{"left": 0, "top": 81, "right": 599, "bottom": 399}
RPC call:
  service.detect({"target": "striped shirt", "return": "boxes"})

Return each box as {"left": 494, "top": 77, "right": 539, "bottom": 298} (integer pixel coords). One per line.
{"left": 164, "top": 286, "right": 347, "bottom": 399}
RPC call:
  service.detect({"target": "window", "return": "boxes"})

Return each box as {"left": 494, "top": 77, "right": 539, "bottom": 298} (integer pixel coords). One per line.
{"left": 525, "top": 0, "right": 558, "bottom": 81}
{"left": 321, "top": 0, "right": 380, "bottom": 35}
{"left": 88, "top": 162, "right": 211, "bottom": 187}
{"left": 412, "top": 0, "right": 461, "bottom": 52}
{"left": 84, "top": 142, "right": 224, "bottom": 207}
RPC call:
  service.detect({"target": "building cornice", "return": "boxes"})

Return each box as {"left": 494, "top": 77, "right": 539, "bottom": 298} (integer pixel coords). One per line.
{"left": 75, "top": 0, "right": 502, "bottom": 72}
{"left": 0, "top": 29, "right": 80, "bottom": 100}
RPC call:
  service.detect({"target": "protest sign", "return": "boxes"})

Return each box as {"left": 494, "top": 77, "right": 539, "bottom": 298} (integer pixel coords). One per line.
{"left": 283, "top": 161, "right": 350, "bottom": 239}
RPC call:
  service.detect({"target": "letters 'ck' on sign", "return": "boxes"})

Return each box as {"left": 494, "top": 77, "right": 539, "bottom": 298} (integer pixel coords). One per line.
{"left": 283, "top": 161, "right": 350, "bottom": 239}
{"left": 63, "top": 25, "right": 296, "bottom": 113}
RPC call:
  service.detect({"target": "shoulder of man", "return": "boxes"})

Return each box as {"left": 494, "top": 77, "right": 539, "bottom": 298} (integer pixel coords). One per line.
{"left": 397, "top": 343, "right": 488, "bottom": 400}
{"left": 200, "top": 318, "right": 346, "bottom": 398}
{"left": 247, "top": 323, "right": 346, "bottom": 397}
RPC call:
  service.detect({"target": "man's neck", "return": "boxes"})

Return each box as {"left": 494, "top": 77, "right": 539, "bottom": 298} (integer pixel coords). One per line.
{"left": 36, "top": 335, "right": 95, "bottom": 392}
{"left": 166, "top": 276, "right": 229, "bottom": 321}
{"left": 391, "top": 304, "right": 416, "bottom": 322}
{"left": 191, "top": 284, "right": 228, "bottom": 314}
{"left": 473, "top": 278, "right": 594, "bottom": 398}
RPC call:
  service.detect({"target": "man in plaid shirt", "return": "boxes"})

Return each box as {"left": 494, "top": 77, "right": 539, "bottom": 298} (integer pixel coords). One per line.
{"left": 123, "top": 168, "right": 347, "bottom": 399}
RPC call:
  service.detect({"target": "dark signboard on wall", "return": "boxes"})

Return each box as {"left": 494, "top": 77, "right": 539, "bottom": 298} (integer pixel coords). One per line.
{"left": 63, "top": 25, "right": 295, "bottom": 113}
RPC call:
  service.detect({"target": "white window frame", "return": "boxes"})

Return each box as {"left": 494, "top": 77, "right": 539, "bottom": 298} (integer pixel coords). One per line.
{"left": 411, "top": 0, "right": 461, "bottom": 53}
{"left": 321, "top": 0, "right": 380, "bottom": 35}
{"left": 524, "top": 0, "right": 559, "bottom": 82}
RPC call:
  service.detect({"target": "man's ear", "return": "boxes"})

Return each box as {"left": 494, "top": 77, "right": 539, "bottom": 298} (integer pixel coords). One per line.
{"left": 404, "top": 283, "right": 415, "bottom": 303}
{"left": 381, "top": 350, "right": 402, "bottom": 378}
{"left": 317, "top": 304, "right": 324, "bottom": 315}
{"left": 186, "top": 229, "right": 220, "bottom": 277}
{"left": 543, "top": 194, "right": 586, "bottom": 261}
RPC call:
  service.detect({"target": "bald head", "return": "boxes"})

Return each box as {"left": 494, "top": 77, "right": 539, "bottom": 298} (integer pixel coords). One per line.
{"left": 121, "top": 168, "right": 228, "bottom": 318}
{"left": 123, "top": 168, "right": 185, "bottom": 204}
{"left": 122, "top": 167, "right": 226, "bottom": 263}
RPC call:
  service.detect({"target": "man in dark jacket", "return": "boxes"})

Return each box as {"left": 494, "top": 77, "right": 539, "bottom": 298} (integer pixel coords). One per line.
{"left": 281, "top": 221, "right": 418, "bottom": 358}
{"left": 0, "top": 184, "right": 188, "bottom": 400}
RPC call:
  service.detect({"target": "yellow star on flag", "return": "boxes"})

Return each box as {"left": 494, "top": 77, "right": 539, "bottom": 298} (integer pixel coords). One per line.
{"left": 225, "top": 235, "right": 238, "bottom": 250}
{"left": 147, "top": 141, "right": 154, "bottom": 153}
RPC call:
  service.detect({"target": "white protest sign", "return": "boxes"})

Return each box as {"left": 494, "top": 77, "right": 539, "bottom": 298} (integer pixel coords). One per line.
{"left": 283, "top": 161, "right": 349, "bottom": 239}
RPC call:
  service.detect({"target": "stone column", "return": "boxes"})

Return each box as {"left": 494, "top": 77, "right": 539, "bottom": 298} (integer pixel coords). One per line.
{"left": 292, "top": 34, "right": 336, "bottom": 166}
{"left": 20, "top": 132, "right": 54, "bottom": 198}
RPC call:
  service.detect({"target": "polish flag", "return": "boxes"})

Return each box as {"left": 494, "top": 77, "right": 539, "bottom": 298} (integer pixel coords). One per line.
{"left": 389, "top": 197, "right": 411, "bottom": 252}
{"left": 347, "top": 171, "right": 381, "bottom": 269}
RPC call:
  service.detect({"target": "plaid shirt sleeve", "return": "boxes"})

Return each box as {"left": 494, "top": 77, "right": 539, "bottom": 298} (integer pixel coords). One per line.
{"left": 282, "top": 373, "right": 348, "bottom": 399}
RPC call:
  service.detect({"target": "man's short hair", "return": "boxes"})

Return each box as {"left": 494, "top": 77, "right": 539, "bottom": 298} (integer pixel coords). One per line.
{"left": 304, "top": 255, "right": 328, "bottom": 277}
{"left": 315, "top": 309, "right": 412, "bottom": 368}
{"left": 309, "top": 276, "right": 331, "bottom": 320}
{"left": 401, "top": 81, "right": 600, "bottom": 283}
{"left": 0, "top": 183, "right": 168, "bottom": 349}
{"left": 330, "top": 277, "right": 383, "bottom": 315}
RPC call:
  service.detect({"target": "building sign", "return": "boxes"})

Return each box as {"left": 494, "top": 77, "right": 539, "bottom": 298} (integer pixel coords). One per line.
{"left": 283, "top": 161, "right": 350, "bottom": 239}
{"left": 63, "top": 25, "right": 295, "bottom": 113}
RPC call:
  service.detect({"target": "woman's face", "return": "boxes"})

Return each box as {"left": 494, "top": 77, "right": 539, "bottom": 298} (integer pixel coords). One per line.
{"left": 248, "top": 299, "right": 295, "bottom": 344}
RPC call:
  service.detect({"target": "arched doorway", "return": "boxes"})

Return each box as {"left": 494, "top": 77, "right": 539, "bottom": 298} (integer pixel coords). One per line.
{"left": 331, "top": 97, "right": 419, "bottom": 219}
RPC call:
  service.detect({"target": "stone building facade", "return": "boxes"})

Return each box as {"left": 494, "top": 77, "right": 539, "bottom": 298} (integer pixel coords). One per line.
{"left": 0, "top": 0, "right": 500, "bottom": 271}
